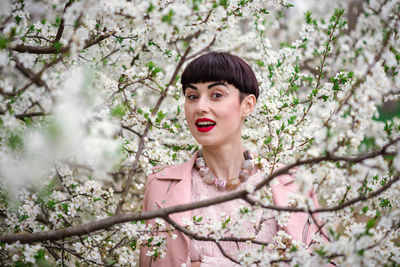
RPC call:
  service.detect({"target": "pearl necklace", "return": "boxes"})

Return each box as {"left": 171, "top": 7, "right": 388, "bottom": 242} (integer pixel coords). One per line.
{"left": 194, "top": 149, "right": 254, "bottom": 191}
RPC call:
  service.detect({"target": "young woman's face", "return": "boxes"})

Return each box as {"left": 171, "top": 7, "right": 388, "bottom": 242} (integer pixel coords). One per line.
{"left": 184, "top": 81, "right": 251, "bottom": 147}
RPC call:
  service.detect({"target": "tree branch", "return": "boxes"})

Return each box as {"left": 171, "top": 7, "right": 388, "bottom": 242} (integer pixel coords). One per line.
{"left": 1, "top": 55, "right": 64, "bottom": 97}
{"left": 54, "top": 1, "right": 73, "bottom": 43}
{"left": 215, "top": 241, "right": 241, "bottom": 264}
{"left": 14, "top": 112, "right": 48, "bottom": 119}
{"left": 13, "top": 56, "right": 46, "bottom": 87}
{"left": 1, "top": 138, "right": 398, "bottom": 244}
{"left": 295, "top": 10, "right": 344, "bottom": 128}
{"left": 115, "top": 46, "right": 192, "bottom": 214}
{"left": 164, "top": 216, "right": 271, "bottom": 246}
{"left": 11, "top": 33, "right": 113, "bottom": 54}
{"left": 185, "top": 34, "right": 216, "bottom": 61}
{"left": 323, "top": 21, "right": 394, "bottom": 127}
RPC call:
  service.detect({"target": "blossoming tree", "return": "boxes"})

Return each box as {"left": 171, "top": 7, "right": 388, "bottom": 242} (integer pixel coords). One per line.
{"left": 0, "top": 0, "right": 399, "bottom": 265}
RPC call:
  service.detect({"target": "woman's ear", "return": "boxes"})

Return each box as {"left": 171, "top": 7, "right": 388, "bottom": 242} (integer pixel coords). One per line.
{"left": 241, "top": 94, "right": 256, "bottom": 118}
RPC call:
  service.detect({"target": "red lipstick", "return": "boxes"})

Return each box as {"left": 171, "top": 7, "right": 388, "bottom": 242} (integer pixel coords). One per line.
{"left": 195, "top": 118, "right": 216, "bottom": 132}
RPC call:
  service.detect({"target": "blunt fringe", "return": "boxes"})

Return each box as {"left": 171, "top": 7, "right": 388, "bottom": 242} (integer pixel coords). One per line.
{"left": 181, "top": 52, "right": 259, "bottom": 100}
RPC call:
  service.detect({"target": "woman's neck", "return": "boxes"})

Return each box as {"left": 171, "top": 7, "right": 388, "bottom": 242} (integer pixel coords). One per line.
{"left": 201, "top": 142, "right": 245, "bottom": 182}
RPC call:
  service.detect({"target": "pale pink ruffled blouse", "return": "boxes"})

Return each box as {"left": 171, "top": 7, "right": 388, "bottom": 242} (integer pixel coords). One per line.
{"left": 190, "top": 169, "right": 277, "bottom": 266}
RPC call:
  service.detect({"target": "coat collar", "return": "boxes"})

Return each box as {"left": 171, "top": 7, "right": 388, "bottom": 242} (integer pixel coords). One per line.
{"left": 154, "top": 152, "right": 295, "bottom": 186}
{"left": 273, "top": 164, "right": 295, "bottom": 186}
{"left": 276, "top": 173, "right": 294, "bottom": 186}
{"left": 154, "top": 151, "right": 198, "bottom": 180}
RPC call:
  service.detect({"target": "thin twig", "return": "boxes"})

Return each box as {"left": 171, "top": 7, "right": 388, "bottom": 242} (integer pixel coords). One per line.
{"left": 54, "top": 1, "right": 73, "bottom": 43}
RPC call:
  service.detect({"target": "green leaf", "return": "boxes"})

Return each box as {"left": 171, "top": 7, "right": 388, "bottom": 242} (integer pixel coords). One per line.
{"left": 264, "top": 136, "right": 272, "bottom": 145}
{"left": 34, "top": 249, "right": 46, "bottom": 261}
{"left": 147, "top": 2, "right": 155, "bottom": 13}
{"left": 111, "top": 104, "right": 126, "bottom": 118}
{"left": 130, "top": 240, "right": 137, "bottom": 250}
{"left": 19, "top": 214, "right": 29, "bottom": 222}
{"left": 361, "top": 206, "right": 369, "bottom": 214}
{"left": 238, "top": 0, "right": 250, "bottom": 6}
{"left": 62, "top": 203, "right": 69, "bottom": 213}
{"left": 162, "top": 10, "right": 174, "bottom": 24}
{"left": 239, "top": 207, "right": 249, "bottom": 214}
{"left": 0, "top": 35, "right": 10, "bottom": 49}
{"left": 156, "top": 111, "right": 167, "bottom": 123}
{"left": 47, "top": 200, "right": 56, "bottom": 209}
{"left": 55, "top": 16, "right": 61, "bottom": 27}
{"left": 305, "top": 11, "right": 312, "bottom": 24}
{"left": 314, "top": 247, "right": 326, "bottom": 256}
{"left": 219, "top": 0, "right": 228, "bottom": 8}
{"left": 366, "top": 218, "right": 377, "bottom": 230}
{"left": 15, "top": 15, "right": 22, "bottom": 25}
{"left": 221, "top": 217, "right": 231, "bottom": 229}
{"left": 7, "top": 133, "right": 23, "bottom": 151}
{"left": 379, "top": 198, "right": 392, "bottom": 208}
{"left": 256, "top": 60, "right": 264, "bottom": 67}
{"left": 384, "top": 121, "right": 393, "bottom": 136}
{"left": 146, "top": 61, "right": 163, "bottom": 76}
{"left": 195, "top": 217, "right": 202, "bottom": 223}
{"left": 288, "top": 115, "right": 296, "bottom": 125}
{"left": 14, "top": 262, "right": 31, "bottom": 267}
{"left": 53, "top": 41, "right": 63, "bottom": 52}
{"left": 23, "top": 117, "right": 33, "bottom": 126}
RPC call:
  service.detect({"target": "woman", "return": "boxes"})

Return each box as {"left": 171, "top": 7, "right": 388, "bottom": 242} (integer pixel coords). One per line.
{"left": 139, "top": 52, "right": 324, "bottom": 266}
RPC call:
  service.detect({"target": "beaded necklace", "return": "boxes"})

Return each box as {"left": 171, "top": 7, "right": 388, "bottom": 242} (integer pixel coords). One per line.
{"left": 194, "top": 149, "right": 254, "bottom": 191}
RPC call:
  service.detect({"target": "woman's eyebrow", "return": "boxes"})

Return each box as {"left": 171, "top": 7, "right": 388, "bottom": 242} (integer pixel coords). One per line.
{"left": 208, "top": 82, "right": 228, "bottom": 89}
{"left": 185, "top": 84, "right": 197, "bottom": 90}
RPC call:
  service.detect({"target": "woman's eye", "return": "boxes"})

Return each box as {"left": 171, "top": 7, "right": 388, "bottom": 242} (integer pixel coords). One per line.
{"left": 212, "top": 92, "right": 223, "bottom": 99}
{"left": 186, "top": 94, "right": 198, "bottom": 100}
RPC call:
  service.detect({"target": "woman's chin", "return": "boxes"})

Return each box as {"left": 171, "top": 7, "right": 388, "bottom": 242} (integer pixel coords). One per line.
{"left": 194, "top": 136, "right": 220, "bottom": 147}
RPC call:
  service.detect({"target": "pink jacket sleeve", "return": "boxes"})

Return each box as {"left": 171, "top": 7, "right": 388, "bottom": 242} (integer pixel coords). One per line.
{"left": 270, "top": 173, "right": 329, "bottom": 246}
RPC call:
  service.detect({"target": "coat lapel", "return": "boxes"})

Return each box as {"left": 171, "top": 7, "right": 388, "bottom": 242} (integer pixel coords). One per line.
{"left": 154, "top": 151, "right": 197, "bottom": 213}
{"left": 153, "top": 152, "right": 198, "bottom": 261}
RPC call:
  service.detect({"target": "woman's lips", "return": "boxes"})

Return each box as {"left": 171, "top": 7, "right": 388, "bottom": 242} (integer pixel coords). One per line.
{"left": 196, "top": 124, "right": 216, "bottom": 132}
{"left": 195, "top": 118, "right": 216, "bottom": 132}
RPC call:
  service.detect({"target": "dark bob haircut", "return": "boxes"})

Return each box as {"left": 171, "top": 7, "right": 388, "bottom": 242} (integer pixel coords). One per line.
{"left": 181, "top": 52, "right": 259, "bottom": 100}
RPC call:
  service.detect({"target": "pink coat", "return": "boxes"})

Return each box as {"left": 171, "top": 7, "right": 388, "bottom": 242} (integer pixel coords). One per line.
{"left": 139, "top": 152, "right": 324, "bottom": 267}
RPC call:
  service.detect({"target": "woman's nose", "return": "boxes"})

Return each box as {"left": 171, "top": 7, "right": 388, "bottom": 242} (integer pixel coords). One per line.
{"left": 196, "top": 96, "right": 210, "bottom": 113}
